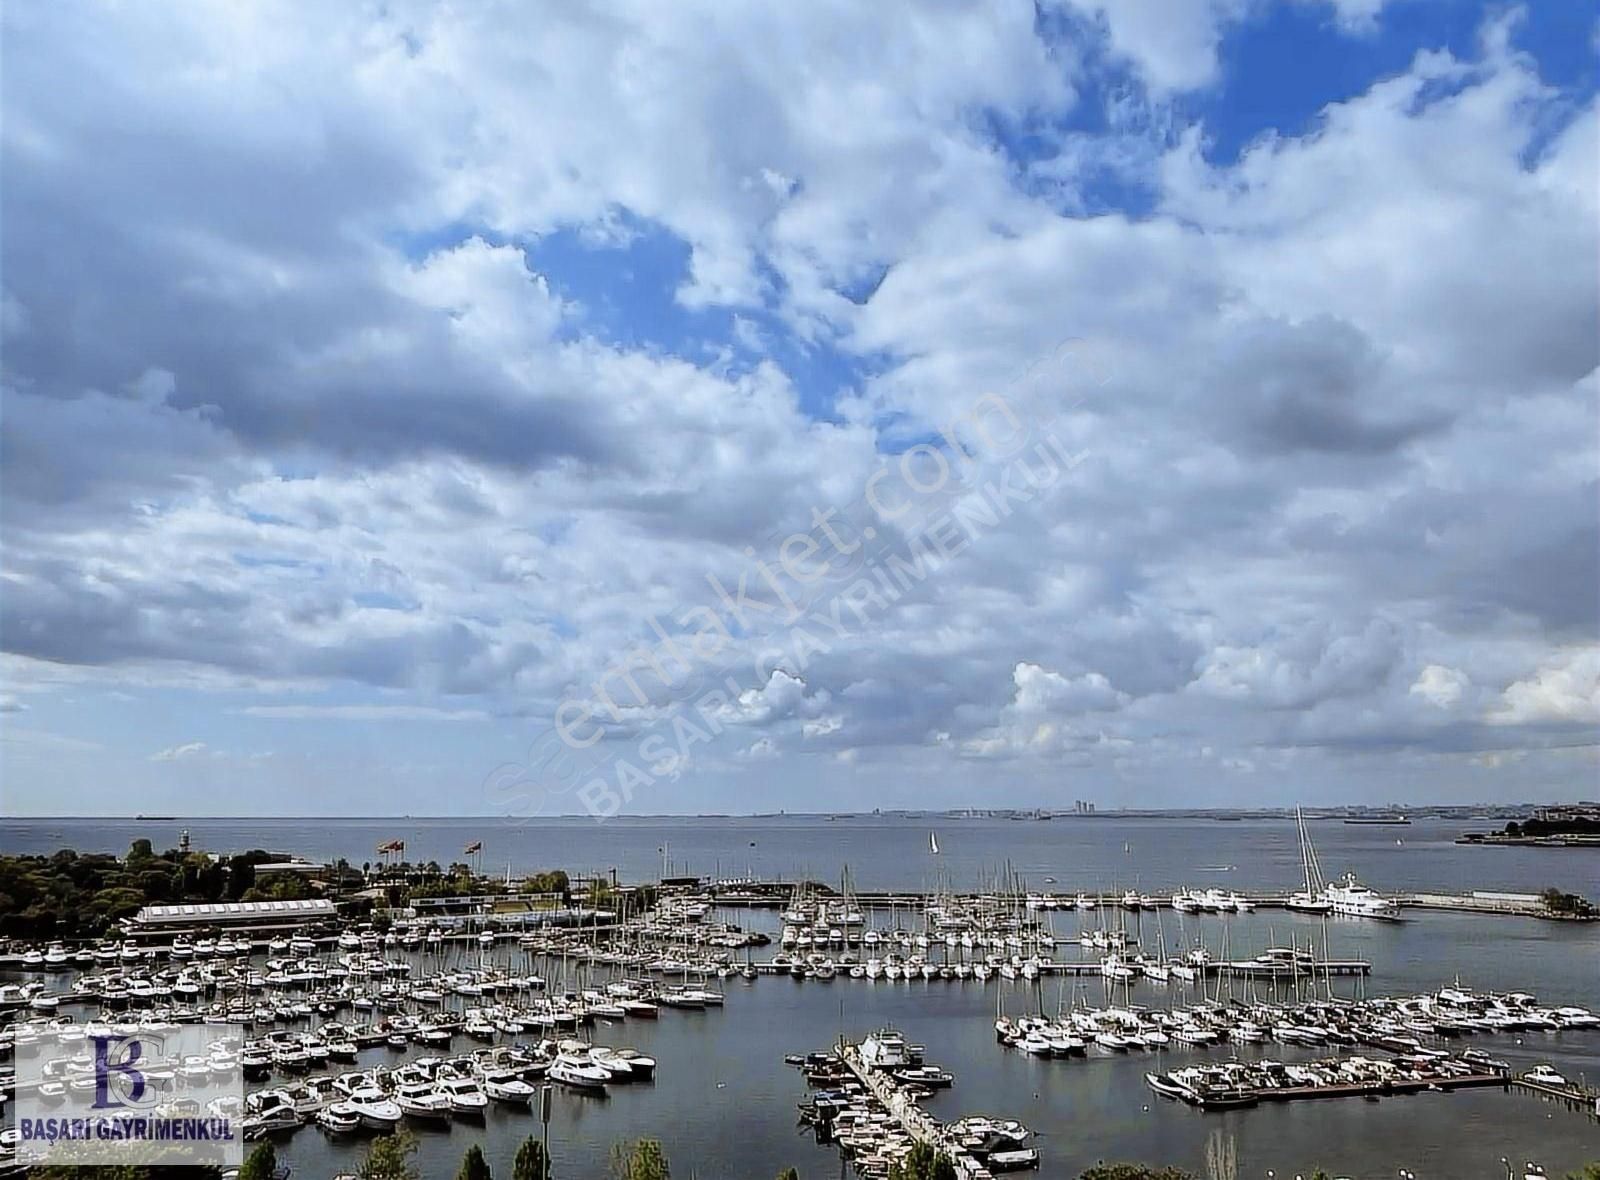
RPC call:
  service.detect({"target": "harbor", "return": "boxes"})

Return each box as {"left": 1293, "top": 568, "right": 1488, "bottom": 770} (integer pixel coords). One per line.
{"left": 2, "top": 815, "right": 1598, "bottom": 1177}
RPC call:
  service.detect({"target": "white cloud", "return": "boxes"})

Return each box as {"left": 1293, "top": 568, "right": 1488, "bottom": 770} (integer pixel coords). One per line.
{"left": 151, "top": 741, "right": 209, "bottom": 762}
{"left": 1491, "top": 649, "right": 1600, "bottom": 726}
{"left": 1409, "top": 664, "right": 1467, "bottom": 709}
{"left": 0, "top": 3, "right": 1594, "bottom": 812}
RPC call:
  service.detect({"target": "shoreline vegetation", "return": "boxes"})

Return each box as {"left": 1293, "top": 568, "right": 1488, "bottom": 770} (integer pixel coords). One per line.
{"left": 1457, "top": 813, "right": 1600, "bottom": 849}
{"left": 0, "top": 841, "right": 580, "bottom": 941}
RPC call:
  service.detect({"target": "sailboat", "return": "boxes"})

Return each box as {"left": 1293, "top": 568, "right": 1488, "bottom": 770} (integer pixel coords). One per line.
{"left": 1285, "top": 808, "right": 1332, "bottom": 914}
{"left": 929, "top": 832, "right": 940, "bottom": 855}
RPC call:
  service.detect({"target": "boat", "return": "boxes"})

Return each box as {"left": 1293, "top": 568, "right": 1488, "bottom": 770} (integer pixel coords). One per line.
{"left": 860, "top": 1028, "right": 911, "bottom": 1069}
{"left": 1286, "top": 808, "right": 1334, "bottom": 913}
{"left": 482, "top": 1069, "right": 539, "bottom": 1103}
{"left": 549, "top": 1054, "right": 609, "bottom": 1092}
{"left": 393, "top": 1080, "right": 452, "bottom": 1121}
{"left": 439, "top": 1075, "right": 489, "bottom": 1117}
{"left": 345, "top": 1087, "right": 402, "bottom": 1130}
{"left": 1321, "top": 872, "right": 1402, "bottom": 920}
{"left": 1145, "top": 1072, "right": 1193, "bottom": 1100}
{"left": 316, "top": 1103, "right": 361, "bottom": 1134}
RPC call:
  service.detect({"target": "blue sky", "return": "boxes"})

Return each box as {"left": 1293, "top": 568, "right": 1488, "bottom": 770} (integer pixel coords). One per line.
{"left": 1, "top": 1, "right": 1596, "bottom": 816}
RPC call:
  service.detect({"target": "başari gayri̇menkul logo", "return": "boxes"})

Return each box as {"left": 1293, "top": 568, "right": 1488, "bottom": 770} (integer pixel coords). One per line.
{"left": 15, "top": 1024, "right": 245, "bottom": 1166}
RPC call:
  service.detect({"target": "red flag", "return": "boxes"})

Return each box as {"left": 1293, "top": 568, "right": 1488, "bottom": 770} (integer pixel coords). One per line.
{"left": 465, "top": 841, "right": 483, "bottom": 855}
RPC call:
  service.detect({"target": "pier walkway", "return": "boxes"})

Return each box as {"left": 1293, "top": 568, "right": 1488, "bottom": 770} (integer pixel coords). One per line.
{"left": 837, "top": 1040, "right": 996, "bottom": 1179}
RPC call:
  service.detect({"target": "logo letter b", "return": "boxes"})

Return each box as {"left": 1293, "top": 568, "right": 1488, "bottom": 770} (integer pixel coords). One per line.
{"left": 92, "top": 1035, "right": 146, "bottom": 1109}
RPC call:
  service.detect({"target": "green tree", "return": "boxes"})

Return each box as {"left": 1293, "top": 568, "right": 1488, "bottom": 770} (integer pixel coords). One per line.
{"left": 1565, "top": 1164, "right": 1600, "bottom": 1180}
{"left": 1080, "top": 1167, "right": 1196, "bottom": 1180}
{"left": 889, "top": 1144, "right": 957, "bottom": 1180}
{"left": 513, "top": 1137, "right": 550, "bottom": 1180}
{"left": 359, "top": 1130, "right": 421, "bottom": 1180}
{"left": 456, "top": 1144, "right": 493, "bottom": 1180}
{"left": 239, "top": 1141, "right": 278, "bottom": 1180}
{"left": 776, "top": 1170, "right": 800, "bottom": 1180}
{"left": 609, "top": 1138, "right": 671, "bottom": 1180}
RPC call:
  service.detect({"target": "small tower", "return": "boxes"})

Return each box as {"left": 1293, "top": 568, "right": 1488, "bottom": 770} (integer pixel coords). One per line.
{"left": 179, "top": 828, "right": 191, "bottom": 855}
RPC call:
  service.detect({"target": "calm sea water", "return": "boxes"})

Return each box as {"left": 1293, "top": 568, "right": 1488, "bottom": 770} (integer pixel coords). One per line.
{"left": 3, "top": 813, "right": 1596, "bottom": 897}
{"left": 3, "top": 816, "right": 1597, "bottom": 1177}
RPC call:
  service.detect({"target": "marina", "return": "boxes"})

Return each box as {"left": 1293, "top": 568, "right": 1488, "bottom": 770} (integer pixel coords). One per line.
{"left": 2, "top": 816, "right": 1597, "bottom": 1177}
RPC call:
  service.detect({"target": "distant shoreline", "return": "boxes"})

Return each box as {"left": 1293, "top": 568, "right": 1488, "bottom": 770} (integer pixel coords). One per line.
{"left": 3, "top": 806, "right": 1555, "bottom": 822}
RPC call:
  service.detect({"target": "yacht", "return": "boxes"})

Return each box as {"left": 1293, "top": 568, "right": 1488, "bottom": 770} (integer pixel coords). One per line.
{"left": 393, "top": 1080, "right": 452, "bottom": 1121}
{"left": 549, "top": 1053, "right": 609, "bottom": 1092}
{"left": 439, "top": 1075, "right": 489, "bottom": 1117}
{"left": 316, "top": 1103, "right": 362, "bottom": 1134}
{"left": 345, "top": 1086, "right": 402, "bottom": 1131}
{"left": 1321, "top": 872, "right": 1401, "bottom": 920}
{"left": 481, "top": 1068, "right": 539, "bottom": 1103}
{"left": 860, "top": 1028, "right": 911, "bottom": 1069}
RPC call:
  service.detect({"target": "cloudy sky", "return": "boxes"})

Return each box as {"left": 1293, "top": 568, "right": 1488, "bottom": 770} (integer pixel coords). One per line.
{"left": 2, "top": 1, "right": 1596, "bottom": 817}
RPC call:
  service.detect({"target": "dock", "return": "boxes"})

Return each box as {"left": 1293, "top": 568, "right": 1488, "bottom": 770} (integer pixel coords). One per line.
{"left": 1510, "top": 1074, "right": 1600, "bottom": 1121}
{"left": 705, "top": 883, "right": 1590, "bottom": 921}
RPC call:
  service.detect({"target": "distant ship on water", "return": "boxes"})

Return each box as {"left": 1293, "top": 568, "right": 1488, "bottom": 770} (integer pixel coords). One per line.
{"left": 1343, "top": 815, "right": 1411, "bottom": 825}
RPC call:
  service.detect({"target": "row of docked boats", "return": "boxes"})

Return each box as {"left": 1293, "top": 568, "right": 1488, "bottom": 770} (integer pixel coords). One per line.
{"left": 241, "top": 1038, "right": 656, "bottom": 1139}
{"left": 994, "top": 986, "right": 1599, "bottom": 1061}
{"left": 1143, "top": 1047, "right": 1511, "bottom": 1109}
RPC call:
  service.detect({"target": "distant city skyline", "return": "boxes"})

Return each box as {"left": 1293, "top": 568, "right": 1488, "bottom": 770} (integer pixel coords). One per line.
{"left": 2, "top": 2, "right": 1596, "bottom": 817}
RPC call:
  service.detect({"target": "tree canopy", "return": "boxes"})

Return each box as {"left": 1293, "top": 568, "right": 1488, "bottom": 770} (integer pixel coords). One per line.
{"left": 609, "top": 1139, "right": 671, "bottom": 1180}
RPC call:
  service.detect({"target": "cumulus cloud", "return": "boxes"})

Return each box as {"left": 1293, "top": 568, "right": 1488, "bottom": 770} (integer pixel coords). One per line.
{"left": 1491, "top": 649, "right": 1600, "bottom": 726}
{"left": 1410, "top": 665, "right": 1468, "bottom": 709}
{"left": 0, "top": 2, "right": 1594, "bottom": 812}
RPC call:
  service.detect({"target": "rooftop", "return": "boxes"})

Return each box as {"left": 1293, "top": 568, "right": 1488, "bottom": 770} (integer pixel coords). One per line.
{"left": 128, "top": 898, "right": 336, "bottom": 927}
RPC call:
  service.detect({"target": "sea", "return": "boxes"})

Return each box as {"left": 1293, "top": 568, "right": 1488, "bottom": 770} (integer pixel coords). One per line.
{"left": 3, "top": 815, "right": 1597, "bottom": 1178}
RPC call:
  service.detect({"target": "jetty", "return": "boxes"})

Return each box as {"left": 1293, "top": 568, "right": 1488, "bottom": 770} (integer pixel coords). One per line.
{"left": 793, "top": 1031, "right": 1039, "bottom": 1176}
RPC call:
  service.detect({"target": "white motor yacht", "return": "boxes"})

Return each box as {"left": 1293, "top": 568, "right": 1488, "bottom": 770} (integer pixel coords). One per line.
{"left": 549, "top": 1054, "right": 609, "bottom": 1092}
{"left": 393, "top": 1080, "right": 452, "bottom": 1121}
{"left": 346, "top": 1086, "right": 402, "bottom": 1131}
{"left": 481, "top": 1069, "right": 538, "bottom": 1103}
{"left": 1321, "top": 872, "right": 1401, "bottom": 920}
{"left": 439, "top": 1075, "right": 489, "bottom": 1117}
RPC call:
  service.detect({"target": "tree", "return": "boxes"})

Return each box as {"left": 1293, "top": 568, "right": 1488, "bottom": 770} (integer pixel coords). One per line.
{"left": 776, "top": 1171, "right": 800, "bottom": 1180}
{"left": 359, "top": 1130, "right": 421, "bottom": 1180}
{"left": 239, "top": 1142, "right": 278, "bottom": 1180}
{"left": 610, "top": 1139, "right": 671, "bottom": 1180}
{"left": 1565, "top": 1165, "right": 1600, "bottom": 1180}
{"left": 513, "top": 1137, "right": 550, "bottom": 1180}
{"left": 1080, "top": 1167, "right": 1196, "bottom": 1180}
{"left": 889, "top": 1144, "right": 956, "bottom": 1180}
{"left": 456, "top": 1144, "right": 492, "bottom": 1180}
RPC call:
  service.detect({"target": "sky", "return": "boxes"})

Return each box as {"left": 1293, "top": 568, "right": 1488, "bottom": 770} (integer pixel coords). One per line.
{"left": 1, "top": 1, "right": 1597, "bottom": 818}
